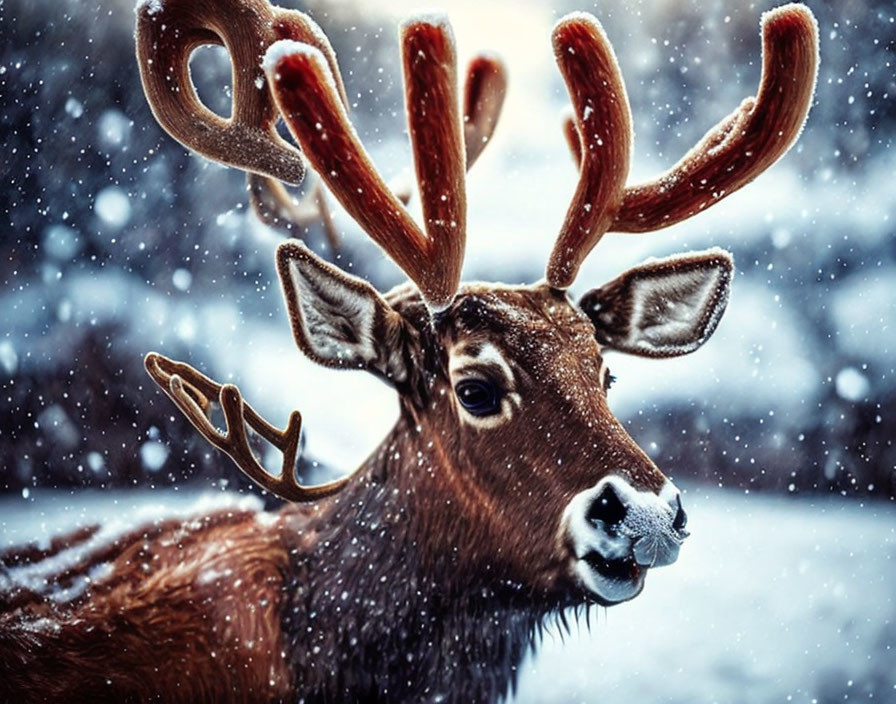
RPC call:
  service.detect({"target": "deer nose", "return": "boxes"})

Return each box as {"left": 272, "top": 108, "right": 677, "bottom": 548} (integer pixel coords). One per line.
{"left": 581, "top": 476, "right": 686, "bottom": 567}
{"left": 632, "top": 531, "right": 681, "bottom": 568}
{"left": 562, "top": 475, "right": 688, "bottom": 604}
{"left": 585, "top": 482, "right": 628, "bottom": 526}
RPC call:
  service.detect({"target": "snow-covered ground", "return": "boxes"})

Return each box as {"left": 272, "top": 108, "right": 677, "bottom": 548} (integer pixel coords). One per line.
{"left": 2, "top": 486, "right": 895, "bottom": 703}
{"left": 514, "top": 486, "right": 896, "bottom": 703}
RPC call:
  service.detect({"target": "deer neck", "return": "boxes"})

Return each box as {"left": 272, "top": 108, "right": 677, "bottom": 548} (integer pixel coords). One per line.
{"left": 278, "top": 406, "right": 548, "bottom": 702}
{"left": 287, "top": 404, "right": 520, "bottom": 595}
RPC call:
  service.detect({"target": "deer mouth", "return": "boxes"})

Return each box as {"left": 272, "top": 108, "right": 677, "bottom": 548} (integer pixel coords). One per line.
{"left": 583, "top": 550, "right": 641, "bottom": 583}
{"left": 578, "top": 550, "right": 646, "bottom": 605}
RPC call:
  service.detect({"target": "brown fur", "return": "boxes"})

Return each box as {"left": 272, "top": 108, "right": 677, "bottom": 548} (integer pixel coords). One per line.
{"left": 1, "top": 509, "right": 296, "bottom": 703}
{"left": 1, "top": 284, "right": 666, "bottom": 703}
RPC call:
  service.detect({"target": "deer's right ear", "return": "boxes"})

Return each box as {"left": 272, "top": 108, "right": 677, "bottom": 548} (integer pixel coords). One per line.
{"left": 277, "top": 242, "right": 414, "bottom": 385}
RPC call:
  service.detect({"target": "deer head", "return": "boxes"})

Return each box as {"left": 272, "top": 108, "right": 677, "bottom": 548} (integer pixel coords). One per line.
{"left": 137, "top": 0, "right": 817, "bottom": 606}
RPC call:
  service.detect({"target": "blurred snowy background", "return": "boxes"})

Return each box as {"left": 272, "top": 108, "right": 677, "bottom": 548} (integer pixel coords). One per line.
{"left": 1, "top": 0, "right": 894, "bottom": 701}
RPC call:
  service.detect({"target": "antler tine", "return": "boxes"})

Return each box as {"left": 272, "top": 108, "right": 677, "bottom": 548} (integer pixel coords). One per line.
{"left": 400, "top": 17, "right": 468, "bottom": 306}
{"left": 248, "top": 47, "right": 501, "bottom": 258}
{"left": 249, "top": 47, "right": 500, "bottom": 260}
{"left": 614, "top": 4, "right": 818, "bottom": 232}
{"left": 262, "top": 17, "right": 466, "bottom": 311}
{"left": 144, "top": 352, "right": 348, "bottom": 502}
{"left": 135, "top": 0, "right": 347, "bottom": 185}
{"left": 262, "top": 43, "right": 435, "bottom": 303}
{"left": 546, "top": 13, "right": 633, "bottom": 289}
{"left": 560, "top": 4, "right": 818, "bottom": 239}
{"left": 463, "top": 54, "right": 508, "bottom": 169}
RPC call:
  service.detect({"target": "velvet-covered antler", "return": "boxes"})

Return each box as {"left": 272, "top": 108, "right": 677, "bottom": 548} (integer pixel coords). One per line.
{"left": 135, "top": 0, "right": 349, "bottom": 185}
{"left": 463, "top": 54, "right": 508, "bottom": 168}
{"left": 248, "top": 51, "right": 506, "bottom": 250}
{"left": 262, "top": 17, "right": 470, "bottom": 309}
{"left": 136, "top": 0, "right": 353, "bottom": 247}
{"left": 145, "top": 352, "right": 348, "bottom": 501}
{"left": 247, "top": 174, "right": 342, "bottom": 252}
{"left": 548, "top": 3, "right": 818, "bottom": 289}
{"left": 547, "top": 13, "right": 632, "bottom": 289}
{"left": 137, "top": 0, "right": 507, "bottom": 308}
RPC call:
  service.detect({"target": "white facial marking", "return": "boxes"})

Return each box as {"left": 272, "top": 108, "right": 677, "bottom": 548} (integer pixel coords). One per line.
{"left": 471, "top": 342, "right": 514, "bottom": 384}
{"left": 658, "top": 478, "right": 681, "bottom": 504}
{"left": 572, "top": 554, "right": 645, "bottom": 604}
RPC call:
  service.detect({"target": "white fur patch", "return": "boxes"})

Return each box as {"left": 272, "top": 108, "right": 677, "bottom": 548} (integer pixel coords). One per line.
{"left": 572, "top": 555, "right": 645, "bottom": 604}
{"left": 625, "top": 265, "right": 724, "bottom": 353}
{"left": 658, "top": 478, "right": 680, "bottom": 504}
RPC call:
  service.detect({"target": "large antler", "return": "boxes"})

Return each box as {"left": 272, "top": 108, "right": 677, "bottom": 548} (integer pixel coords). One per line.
{"left": 262, "top": 17, "right": 469, "bottom": 309}
{"left": 246, "top": 50, "right": 506, "bottom": 253}
{"left": 135, "top": 0, "right": 349, "bottom": 185}
{"left": 145, "top": 352, "right": 348, "bottom": 501}
{"left": 135, "top": 0, "right": 352, "bottom": 255}
{"left": 547, "top": 3, "right": 818, "bottom": 289}
{"left": 137, "top": 0, "right": 507, "bottom": 309}
{"left": 547, "top": 13, "right": 632, "bottom": 290}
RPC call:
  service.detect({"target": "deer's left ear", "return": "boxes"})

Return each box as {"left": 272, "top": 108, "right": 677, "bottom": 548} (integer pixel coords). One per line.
{"left": 578, "top": 249, "right": 733, "bottom": 358}
{"left": 276, "top": 241, "right": 415, "bottom": 385}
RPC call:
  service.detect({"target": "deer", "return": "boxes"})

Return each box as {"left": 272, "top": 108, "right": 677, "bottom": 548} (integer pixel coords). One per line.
{"left": 0, "top": 1, "right": 818, "bottom": 702}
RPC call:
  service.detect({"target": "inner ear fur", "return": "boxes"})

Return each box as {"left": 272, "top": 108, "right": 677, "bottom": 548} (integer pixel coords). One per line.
{"left": 579, "top": 248, "right": 734, "bottom": 358}
{"left": 276, "top": 241, "right": 414, "bottom": 384}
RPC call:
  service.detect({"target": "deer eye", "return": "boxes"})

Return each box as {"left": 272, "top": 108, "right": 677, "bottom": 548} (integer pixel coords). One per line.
{"left": 672, "top": 496, "right": 688, "bottom": 533}
{"left": 604, "top": 370, "right": 616, "bottom": 392}
{"left": 455, "top": 379, "right": 502, "bottom": 417}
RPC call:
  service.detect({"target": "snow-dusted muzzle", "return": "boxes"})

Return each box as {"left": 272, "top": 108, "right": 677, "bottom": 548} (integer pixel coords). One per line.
{"left": 561, "top": 476, "right": 688, "bottom": 604}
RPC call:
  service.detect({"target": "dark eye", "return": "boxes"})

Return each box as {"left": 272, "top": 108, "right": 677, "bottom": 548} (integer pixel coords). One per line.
{"left": 455, "top": 379, "right": 502, "bottom": 417}
{"left": 604, "top": 370, "right": 616, "bottom": 391}
{"left": 672, "top": 496, "right": 688, "bottom": 532}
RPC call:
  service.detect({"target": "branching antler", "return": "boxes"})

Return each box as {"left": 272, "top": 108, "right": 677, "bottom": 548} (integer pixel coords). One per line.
{"left": 247, "top": 174, "right": 342, "bottom": 252}
{"left": 145, "top": 352, "right": 348, "bottom": 501}
{"left": 262, "top": 17, "right": 468, "bottom": 310}
{"left": 548, "top": 3, "right": 819, "bottom": 288}
{"left": 137, "top": 0, "right": 507, "bottom": 308}
{"left": 246, "top": 51, "right": 505, "bottom": 251}
{"left": 135, "top": 0, "right": 347, "bottom": 185}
